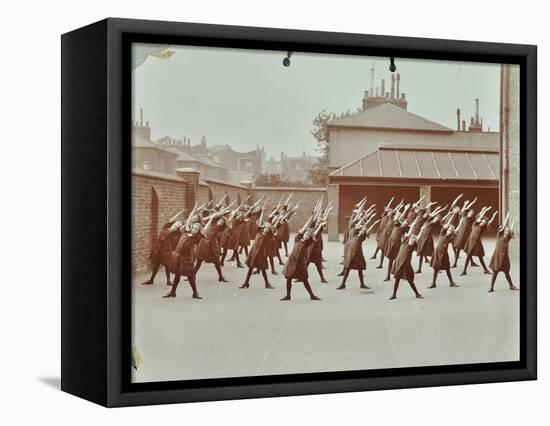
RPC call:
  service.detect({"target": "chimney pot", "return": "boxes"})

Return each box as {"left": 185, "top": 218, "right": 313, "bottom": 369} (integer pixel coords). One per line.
{"left": 390, "top": 74, "right": 395, "bottom": 99}
{"left": 396, "top": 73, "right": 401, "bottom": 98}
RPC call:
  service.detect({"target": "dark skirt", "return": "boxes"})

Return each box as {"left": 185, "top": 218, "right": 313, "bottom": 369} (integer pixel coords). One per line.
{"left": 489, "top": 233, "right": 511, "bottom": 273}
{"left": 430, "top": 235, "right": 453, "bottom": 270}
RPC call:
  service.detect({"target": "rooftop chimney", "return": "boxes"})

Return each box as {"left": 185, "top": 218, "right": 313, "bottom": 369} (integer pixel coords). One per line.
{"left": 390, "top": 74, "right": 396, "bottom": 99}
{"left": 139, "top": 108, "right": 143, "bottom": 126}
{"left": 456, "top": 108, "right": 461, "bottom": 131}
{"left": 396, "top": 73, "right": 401, "bottom": 98}
{"left": 381, "top": 79, "right": 385, "bottom": 98}
{"left": 462, "top": 120, "right": 466, "bottom": 131}
{"left": 475, "top": 98, "right": 480, "bottom": 125}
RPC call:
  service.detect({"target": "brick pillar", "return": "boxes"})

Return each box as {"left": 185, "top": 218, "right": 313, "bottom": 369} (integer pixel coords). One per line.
{"left": 419, "top": 185, "right": 432, "bottom": 207}
{"left": 177, "top": 168, "right": 200, "bottom": 211}
{"left": 328, "top": 183, "right": 340, "bottom": 242}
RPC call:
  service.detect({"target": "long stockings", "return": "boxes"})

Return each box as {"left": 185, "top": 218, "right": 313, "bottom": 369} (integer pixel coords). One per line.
{"left": 313, "top": 261, "right": 327, "bottom": 282}
{"left": 385, "top": 258, "right": 394, "bottom": 281}
{"left": 489, "top": 271, "right": 517, "bottom": 291}
{"left": 390, "top": 278, "right": 422, "bottom": 299}
{"left": 337, "top": 268, "right": 368, "bottom": 289}
{"left": 462, "top": 255, "right": 490, "bottom": 275}
{"left": 282, "top": 278, "right": 317, "bottom": 300}
{"left": 194, "top": 260, "right": 226, "bottom": 282}
{"left": 165, "top": 273, "right": 200, "bottom": 298}
{"left": 241, "top": 267, "right": 272, "bottom": 288}
{"left": 144, "top": 262, "right": 171, "bottom": 285}
{"left": 429, "top": 268, "right": 456, "bottom": 287}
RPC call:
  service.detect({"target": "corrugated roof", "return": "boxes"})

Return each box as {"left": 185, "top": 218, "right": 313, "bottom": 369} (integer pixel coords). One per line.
{"left": 328, "top": 103, "right": 454, "bottom": 133}
{"left": 330, "top": 145, "right": 499, "bottom": 181}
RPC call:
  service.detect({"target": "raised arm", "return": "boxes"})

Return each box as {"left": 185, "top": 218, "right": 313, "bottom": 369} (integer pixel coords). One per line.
{"left": 169, "top": 209, "right": 187, "bottom": 223}
{"left": 451, "top": 193, "right": 464, "bottom": 209}
{"left": 487, "top": 211, "right": 498, "bottom": 227}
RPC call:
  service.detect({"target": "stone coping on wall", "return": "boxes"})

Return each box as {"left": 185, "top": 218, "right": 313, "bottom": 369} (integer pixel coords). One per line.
{"left": 203, "top": 178, "right": 250, "bottom": 190}
{"left": 132, "top": 168, "right": 185, "bottom": 183}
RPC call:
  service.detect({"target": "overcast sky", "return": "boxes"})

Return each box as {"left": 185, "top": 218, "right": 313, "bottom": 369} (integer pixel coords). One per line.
{"left": 132, "top": 43, "right": 502, "bottom": 159}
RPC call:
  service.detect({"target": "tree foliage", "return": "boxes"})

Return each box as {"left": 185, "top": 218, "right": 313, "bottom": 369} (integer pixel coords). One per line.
{"left": 308, "top": 109, "right": 356, "bottom": 186}
{"left": 254, "top": 173, "right": 309, "bottom": 188}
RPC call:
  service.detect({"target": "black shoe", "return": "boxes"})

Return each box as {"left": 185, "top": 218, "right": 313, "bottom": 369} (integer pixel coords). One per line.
{"left": 218, "top": 276, "right": 229, "bottom": 283}
{"left": 163, "top": 292, "right": 176, "bottom": 298}
{"left": 192, "top": 294, "right": 203, "bottom": 299}
{"left": 280, "top": 295, "right": 291, "bottom": 301}
{"left": 239, "top": 284, "right": 249, "bottom": 289}
{"left": 265, "top": 284, "right": 274, "bottom": 289}
{"left": 336, "top": 285, "right": 346, "bottom": 290}
{"left": 310, "top": 295, "right": 321, "bottom": 301}
{"left": 142, "top": 280, "right": 154, "bottom": 285}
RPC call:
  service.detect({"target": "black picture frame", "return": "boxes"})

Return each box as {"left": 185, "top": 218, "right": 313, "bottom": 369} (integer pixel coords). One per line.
{"left": 61, "top": 18, "right": 537, "bottom": 407}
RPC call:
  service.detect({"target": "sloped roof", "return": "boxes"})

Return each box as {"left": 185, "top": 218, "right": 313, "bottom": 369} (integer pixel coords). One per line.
{"left": 169, "top": 148, "right": 225, "bottom": 169}
{"left": 330, "top": 145, "right": 499, "bottom": 181}
{"left": 132, "top": 133, "right": 178, "bottom": 156}
{"left": 328, "top": 103, "right": 454, "bottom": 133}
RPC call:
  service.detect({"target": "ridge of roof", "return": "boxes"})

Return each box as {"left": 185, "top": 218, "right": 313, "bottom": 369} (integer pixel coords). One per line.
{"left": 327, "top": 103, "right": 454, "bottom": 133}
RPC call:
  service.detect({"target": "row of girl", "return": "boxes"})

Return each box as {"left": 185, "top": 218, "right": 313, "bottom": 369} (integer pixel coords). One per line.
{"left": 340, "top": 193, "right": 517, "bottom": 299}
{"left": 142, "top": 192, "right": 517, "bottom": 301}
{"left": 143, "top": 194, "right": 330, "bottom": 300}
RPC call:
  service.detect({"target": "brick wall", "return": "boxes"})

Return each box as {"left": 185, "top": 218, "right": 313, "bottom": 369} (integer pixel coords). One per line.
{"left": 132, "top": 167, "right": 327, "bottom": 275}
{"left": 132, "top": 170, "right": 188, "bottom": 276}
{"left": 205, "top": 179, "right": 251, "bottom": 206}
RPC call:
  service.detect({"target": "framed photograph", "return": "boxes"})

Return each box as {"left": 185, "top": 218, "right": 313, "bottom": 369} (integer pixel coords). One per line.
{"left": 61, "top": 18, "right": 537, "bottom": 407}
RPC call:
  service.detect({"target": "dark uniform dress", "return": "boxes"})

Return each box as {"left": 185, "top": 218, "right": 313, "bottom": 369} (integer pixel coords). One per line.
{"left": 343, "top": 214, "right": 356, "bottom": 245}
{"left": 170, "top": 232, "right": 204, "bottom": 277}
{"left": 266, "top": 223, "right": 282, "bottom": 257}
{"left": 308, "top": 227, "right": 324, "bottom": 265}
{"left": 238, "top": 218, "right": 250, "bottom": 248}
{"left": 464, "top": 221, "right": 487, "bottom": 257}
{"left": 150, "top": 221, "right": 181, "bottom": 267}
{"left": 283, "top": 233, "right": 314, "bottom": 281}
{"left": 392, "top": 239, "right": 417, "bottom": 281}
{"left": 246, "top": 228, "right": 272, "bottom": 271}
{"left": 384, "top": 222, "right": 409, "bottom": 260}
{"left": 376, "top": 212, "right": 389, "bottom": 247}
{"left": 377, "top": 216, "right": 395, "bottom": 251}
{"left": 489, "top": 230, "right": 512, "bottom": 273}
{"left": 222, "top": 217, "right": 245, "bottom": 251}
{"left": 278, "top": 217, "right": 291, "bottom": 244}
{"left": 410, "top": 211, "right": 427, "bottom": 235}
{"left": 248, "top": 212, "right": 260, "bottom": 241}
{"left": 430, "top": 228, "right": 454, "bottom": 270}
{"left": 454, "top": 212, "right": 475, "bottom": 250}
{"left": 196, "top": 222, "right": 226, "bottom": 263}
{"left": 416, "top": 221, "right": 437, "bottom": 257}
{"left": 343, "top": 228, "right": 367, "bottom": 270}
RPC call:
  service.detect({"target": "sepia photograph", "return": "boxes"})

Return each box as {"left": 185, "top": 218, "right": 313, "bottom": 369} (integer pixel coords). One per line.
{"left": 130, "top": 42, "right": 520, "bottom": 384}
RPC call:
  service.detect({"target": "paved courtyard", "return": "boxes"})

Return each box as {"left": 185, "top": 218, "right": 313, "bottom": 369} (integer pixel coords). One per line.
{"left": 131, "top": 235, "right": 520, "bottom": 383}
